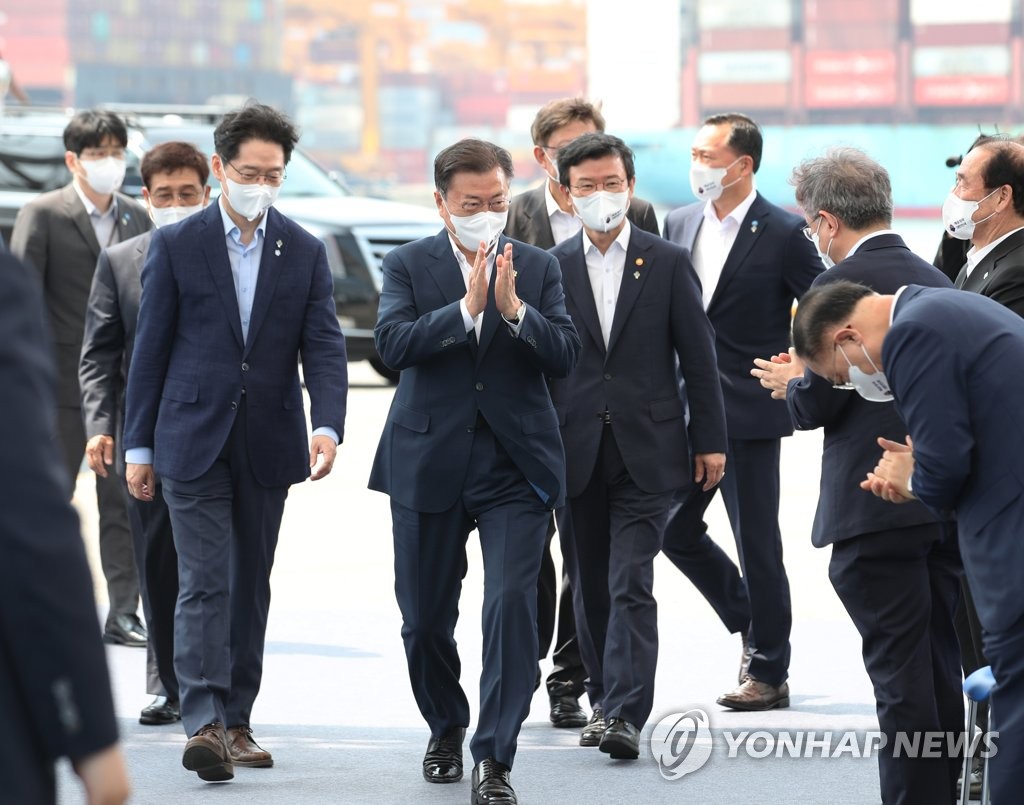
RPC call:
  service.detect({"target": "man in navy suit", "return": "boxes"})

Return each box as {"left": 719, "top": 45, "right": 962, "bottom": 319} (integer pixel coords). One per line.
{"left": 547, "top": 133, "right": 727, "bottom": 759}
{"left": 661, "top": 112, "right": 822, "bottom": 709}
{"left": 793, "top": 281, "right": 1024, "bottom": 805}
{"left": 369, "top": 138, "right": 580, "bottom": 805}
{"left": 753, "top": 148, "right": 962, "bottom": 803}
{"left": 0, "top": 249, "right": 130, "bottom": 805}
{"left": 124, "top": 104, "right": 348, "bottom": 782}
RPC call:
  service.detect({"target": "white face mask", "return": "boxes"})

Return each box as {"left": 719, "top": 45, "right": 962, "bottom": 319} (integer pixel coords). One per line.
{"left": 224, "top": 177, "right": 279, "bottom": 222}
{"left": 942, "top": 188, "right": 999, "bottom": 241}
{"left": 443, "top": 202, "right": 507, "bottom": 251}
{"left": 810, "top": 218, "right": 836, "bottom": 269}
{"left": 573, "top": 190, "right": 630, "bottom": 233}
{"left": 837, "top": 342, "right": 892, "bottom": 402}
{"left": 149, "top": 203, "right": 204, "bottom": 228}
{"left": 689, "top": 157, "right": 742, "bottom": 201}
{"left": 80, "top": 156, "right": 126, "bottom": 195}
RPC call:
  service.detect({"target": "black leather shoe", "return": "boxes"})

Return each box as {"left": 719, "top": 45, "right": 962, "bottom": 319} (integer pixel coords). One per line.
{"left": 103, "top": 613, "right": 147, "bottom": 647}
{"left": 471, "top": 758, "right": 516, "bottom": 804}
{"left": 549, "top": 694, "right": 587, "bottom": 728}
{"left": 422, "top": 727, "right": 464, "bottom": 783}
{"left": 139, "top": 695, "right": 180, "bottom": 725}
{"left": 599, "top": 718, "right": 640, "bottom": 759}
{"left": 579, "top": 707, "right": 606, "bottom": 747}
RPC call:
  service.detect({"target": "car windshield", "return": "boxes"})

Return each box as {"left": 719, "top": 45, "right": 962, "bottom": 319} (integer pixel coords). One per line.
{"left": 140, "top": 124, "right": 348, "bottom": 199}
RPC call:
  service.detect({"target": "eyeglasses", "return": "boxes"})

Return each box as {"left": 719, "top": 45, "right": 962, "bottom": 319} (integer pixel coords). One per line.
{"left": 447, "top": 196, "right": 511, "bottom": 214}
{"left": 569, "top": 178, "right": 628, "bottom": 195}
{"left": 150, "top": 189, "right": 204, "bottom": 205}
{"left": 831, "top": 342, "right": 856, "bottom": 390}
{"left": 80, "top": 147, "right": 126, "bottom": 160}
{"left": 226, "top": 160, "right": 286, "bottom": 186}
{"left": 802, "top": 216, "right": 822, "bottom": 242}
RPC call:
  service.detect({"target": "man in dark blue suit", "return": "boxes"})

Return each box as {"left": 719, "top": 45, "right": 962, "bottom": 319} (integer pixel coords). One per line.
{"left": 753, "top": 148, "right": 962, "bottom": 803}
{"left": 547, "top": 133, "right": 727, "bottom": 759}
{"left": 661, "top": 112, "right": 822, "bottom": 709}
{"left": 0, "top": 249, "right": 130, "bottom": 805}
{"left": 793, "top": 281, "right": 1024, "bottom": 805}
{"left": 369, "top": 138, "right": 580, "bottom": 805}
{"left": 124, "top": 104, "right": 348, "bottom": 782}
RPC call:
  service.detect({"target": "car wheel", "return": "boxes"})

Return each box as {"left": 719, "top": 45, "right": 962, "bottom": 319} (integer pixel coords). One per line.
{"left": 369, "top": 356, "right": 400, "bottom": 385}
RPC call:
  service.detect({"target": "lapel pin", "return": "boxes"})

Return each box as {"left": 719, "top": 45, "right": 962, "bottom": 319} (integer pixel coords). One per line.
{"left": 276, "top": 239, "right": 283, "bottom": 248}
{"left": 635, "top": 257, "right": 644, "bottom": 266}
{"left": 984, "top": 271, "right": 989, "bottom": 279}
{"left": 275, "top": 239, "right": 283, "bottom": 256}
{"left": 121, "top": 213, "right": 130, "bottom": 226}
{"left": 633, "top": 271, "right": 641, "bottom": 279}
{"left": 750, "top": 219, "right": 759, "bottom": 233}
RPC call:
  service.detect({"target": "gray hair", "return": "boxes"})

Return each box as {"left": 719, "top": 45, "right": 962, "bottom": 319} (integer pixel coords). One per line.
{"left": 790, "top": 147, "right": 893, "bottom": 230}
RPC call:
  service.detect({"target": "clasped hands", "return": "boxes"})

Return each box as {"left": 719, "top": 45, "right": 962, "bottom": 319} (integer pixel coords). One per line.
{"left": 750, "top": 349, "right": 805, "bottom": 400}
{"left": 465, "top": 241, "right": 521, "bottom": 320}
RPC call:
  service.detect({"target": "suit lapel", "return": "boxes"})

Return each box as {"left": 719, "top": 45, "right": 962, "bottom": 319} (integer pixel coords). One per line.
{"left": 560, "top": 233, "right": 605, "bottom": 355}
{"left": 606, "top": 231, "right": 654, "bottom": 355}
{"left": 199, "top": 204, "right": 245, "bottom": 349}
{"left": 524, "top": 187, "right": 556, "bottom": 250}
{"left": 426, "top": 230, "right": 472, "bottom": 305}
{"left": 707, "top": 194, "right": 770, "bottom": 312}
{"left": 114, "top": 193, "right": 144, "bottom": 241}
{"left": 244, "top": 209, "right": 287, "bottom": 354}
{"left": 63, "top": 184, "right": 102, "bottom": 258}
{"left": 970, "top": 229, "right": 1024, "bottom": 289}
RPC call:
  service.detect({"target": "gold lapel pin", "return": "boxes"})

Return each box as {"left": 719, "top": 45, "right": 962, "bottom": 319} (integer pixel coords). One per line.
{"left": 635, "top": 258, "right": 644, "bottom": 266}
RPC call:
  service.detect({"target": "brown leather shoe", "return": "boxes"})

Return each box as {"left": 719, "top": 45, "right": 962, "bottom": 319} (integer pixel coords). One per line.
{"left": 227, "top": 725, "right": 274, "bottom": 768}
{"left": 717, "top": 675, "right": 790, "bottom": 711}
{"left": 182, "top": 722, "right": 233, "bottom": 781}
{"left": 738, "top": 633, "right": 753, "bottom": 684}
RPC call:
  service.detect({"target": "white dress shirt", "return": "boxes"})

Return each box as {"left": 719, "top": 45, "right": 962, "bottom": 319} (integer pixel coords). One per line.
{"left": 692, "top": 187, "right": 758, "bottom": 310}
{"left": 545, "top": 181, "right": 582, "bottom": 245}
{"left": 448, "top": 235, "right": 525, "bottom": 340}
{"left": 845, "top": 229, "right": 898, "bottom": 258}
{"left": 73, "top": 179, "right": 120, "bottom": 249}
{"left": 582, "top": 220, "right": 631, "bottom": 347}
{"left": 964, "top": 226, "right": 1024, "bottom": 280}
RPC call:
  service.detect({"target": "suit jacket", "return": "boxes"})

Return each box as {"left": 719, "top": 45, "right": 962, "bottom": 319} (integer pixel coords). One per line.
{"left": 123, "top": 203, "right": 348, "bottom": 487}
{"left": 786, "top": 234, "right": 953, "bottom": 547}
{"left": 886, "top": 285, "right": 1024, "bottom": 634}
{"left": 368, "top": 230, "right": 581, "bottom": 512}
{"left": 9, "top": 182, "right": 151, "bottom": 407}
{"left": 506, "top": 183, "right": 660, "bottom": 249}
{"left": 548, "top": 226, "right": 727, "bottom": 497}
{"left": 80, "top": 231, "right": 152, "bottom": 449}
{"left": 956, "top": 227, "right": 1024, "bottom": 316}
{"left": 663, "top": 193, "right": 823, "bottom": 439}
{"left": 0, "top": 251, "right": 118, "bottom": 804}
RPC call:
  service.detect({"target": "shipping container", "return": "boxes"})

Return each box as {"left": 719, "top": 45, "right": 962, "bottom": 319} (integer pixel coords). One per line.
{"left": 909, "top": 0, "right": 1012, "bottom": 25}
{"left": 698, "top": 0, "right": 792, "bottom": 29}
{"left": 914, "top": 76, "right": 1009, "bottom": 106}
{"left": 701, "top": 82, "right": 791, "bottom": 109}
{"left": 698, "top": 50, "right": 792, "bottom": 84}
{"left": 804, "top": 0, "right": 899, "bottom": 24}
{"left": 804, "top": 49, "right": 898, "bottom": 108}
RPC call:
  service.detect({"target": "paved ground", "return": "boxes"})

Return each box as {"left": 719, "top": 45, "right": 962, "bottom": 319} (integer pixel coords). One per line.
{"left": 56, "top": 361, "right": 950, "bottom": 804}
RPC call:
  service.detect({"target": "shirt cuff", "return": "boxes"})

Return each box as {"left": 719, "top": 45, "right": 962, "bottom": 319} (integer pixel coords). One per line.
{"left": 125, "top": 447, "right": 153, "bottom": 465}
{"left": 459, "top": 299, "right": 481, "bottom": 333}
{"left": 502, "top": 303, "right": 527, "bottom": 335}
{"left": 312, "top": 426, "right": 339, "bottom": 444}
{"left": 906, "top": 473, "right": 913, "bottom": 496}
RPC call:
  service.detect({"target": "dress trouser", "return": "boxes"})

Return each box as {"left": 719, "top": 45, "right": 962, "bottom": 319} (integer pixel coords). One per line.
{"left": 981, "top": 605, "right": 1024, "bottom": 802}
{"left": 955, "top": 575, "right": 989, "bottom": 733}
{"left": 829, "top": 522, "right": 963, "bottom": 805}
{"left": 661, "top": 437, "right": 790, "bottom": 686}
{"left": 559, "top": 426, "right": 671, "bottom": 728}
{"left": 57, "top": 404, "right": 139, "bottom": 622}
{"left": 392, "top": 422, "right": 548, "bottom": 768}
{"left": 537, "top": 515, "right": 586, "bottom": 698}
{"left": 161, "top": 400, "right": 287, "bottom": 737}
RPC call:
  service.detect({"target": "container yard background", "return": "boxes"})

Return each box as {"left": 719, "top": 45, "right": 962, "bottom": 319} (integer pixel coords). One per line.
{"left": 3, "top": 0, "right": 1021, "bottom": 224}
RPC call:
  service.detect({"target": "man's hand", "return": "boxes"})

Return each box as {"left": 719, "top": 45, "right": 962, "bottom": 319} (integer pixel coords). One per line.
{"left": 73, "top": 744, "right": 131, "bottom": 805}
{"left": 85, "top": 434, "right": 115, "bottom": 478}
{"left": 126, "top": 463, "right": 155, "bottom": 501}
{"left": 860, "top": 436, "right": 915, "bottom": 503}
{"left": 309, "top": 435, "right": 337, "bottom": 481}
{"left": 464, "top": 242, "right": 489, "bottom": 319}
{"left": 751, "top": 349, "right": 805, "bottom": 400}
{"left": 494, "top": 242, "right": 522, "bottom": 319}
{"left": 694, "top": 452, "right": 726, "bottom": 491}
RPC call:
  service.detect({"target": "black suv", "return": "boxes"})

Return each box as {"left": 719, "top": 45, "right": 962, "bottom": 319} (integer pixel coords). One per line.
{"left": 0, "top": 106, "right": 438, "bottom": 383}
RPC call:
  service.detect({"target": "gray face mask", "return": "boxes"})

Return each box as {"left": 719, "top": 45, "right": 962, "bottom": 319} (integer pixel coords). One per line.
{"left": 837, "top": 342, "right": 892, "bottom": 402}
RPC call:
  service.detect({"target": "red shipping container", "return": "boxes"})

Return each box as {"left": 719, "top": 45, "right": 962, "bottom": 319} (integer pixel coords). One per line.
{"left": 915, "top": 23, "right": 1011, "bottom": 46}
{"left": 701, "top": 82, "right": 789, "bottom": 109}
{"left": 914, "top": 76, "right": 1009, "bottom": 106}
{"left": 803, "top": 0, "right": 898, "bottom": 24}
{"left": 701, "top": 29, "right": 791, "bottom": 50}
{"left": 804, "top": 49, "right": 898, "bottom": 107}
{"left": 805, "top": 23, "right": 900, "bottom": 50}
{"left": 453, "top": 93, "right": 510, "bottom": 127}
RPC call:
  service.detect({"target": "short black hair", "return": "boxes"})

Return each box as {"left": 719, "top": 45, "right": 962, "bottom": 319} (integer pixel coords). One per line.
{"left": 555, "top": 132, "right": 635, "bottom": 186}
{"left": 974, "top": 137, "right": 1024, "bottom": 217}
{"left": 792, "top": 280, "right": 875, "bottom": 362}
{"left": 141, "top": 141, "right": 209, "bottom": 189}
{"left": 433, "top": 138, "right": 514, "bottom": 197}
{"left": 63, "top": 110, "right": 128, "bottom": 154}
{"left": 214, "top": 101, "right": 299, "bottom": 165}
{"left": 703, "top": 112, "right": 763, "bottom": 173}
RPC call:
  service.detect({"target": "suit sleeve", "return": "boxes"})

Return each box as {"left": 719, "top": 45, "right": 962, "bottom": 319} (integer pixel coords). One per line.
{"left": 510, "top": 252, "right": 581, "bottom": 378}
{"left": 982, "top": 267, "right": 1024, "bottom": 319}
{"left": 0, "top": 254, "right": 118, "bottom": 764}
{"left": 670, "top": 250, "right": 727, "bottom": 453}
{"left": 123, "top": 228, "right": 177, "bottom": 453}
{"left": 787, "top": 368, "right": 854, "bottom": 430}
{"left": 782, "top": 220, "right": 824, "bottom": 299}
{"left": 885, "top": 319, "right": 973, "bottom": 508}
{"left": 79, "top": 250, "right": 124, "bottom": 439}
{"left": 8, "top": 202, "right": 49, "bottom": 282}
{"left": 299, "top": 240, "right": 349, "bottom": 441}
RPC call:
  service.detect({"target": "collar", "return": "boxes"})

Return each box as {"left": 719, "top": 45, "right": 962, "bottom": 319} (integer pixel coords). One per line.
{"left": 219, "top": 195, "right": 269, "bottom": 241}
{"left": 965, "top": 225, "right": 1024, "bottom": 273}
{"left": 582, "top": 219, "right": 632, "bottom": 256}
{"left": 890, "top": 286, "right": 908, "bottom": 325}
{"left": 846, "top": 229, "right": 898, "bottom": 258}
{"left": 446, "top": 232, "right": 498, "bottom": 268}
{"left": 72, "top": 179, "right": 117, "bottom": 219}
{"left": 544, "top": 180, "right": 574, "bottom": 218}
{"left": 703, "top": 186, "right": 757, "bottom": 228}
